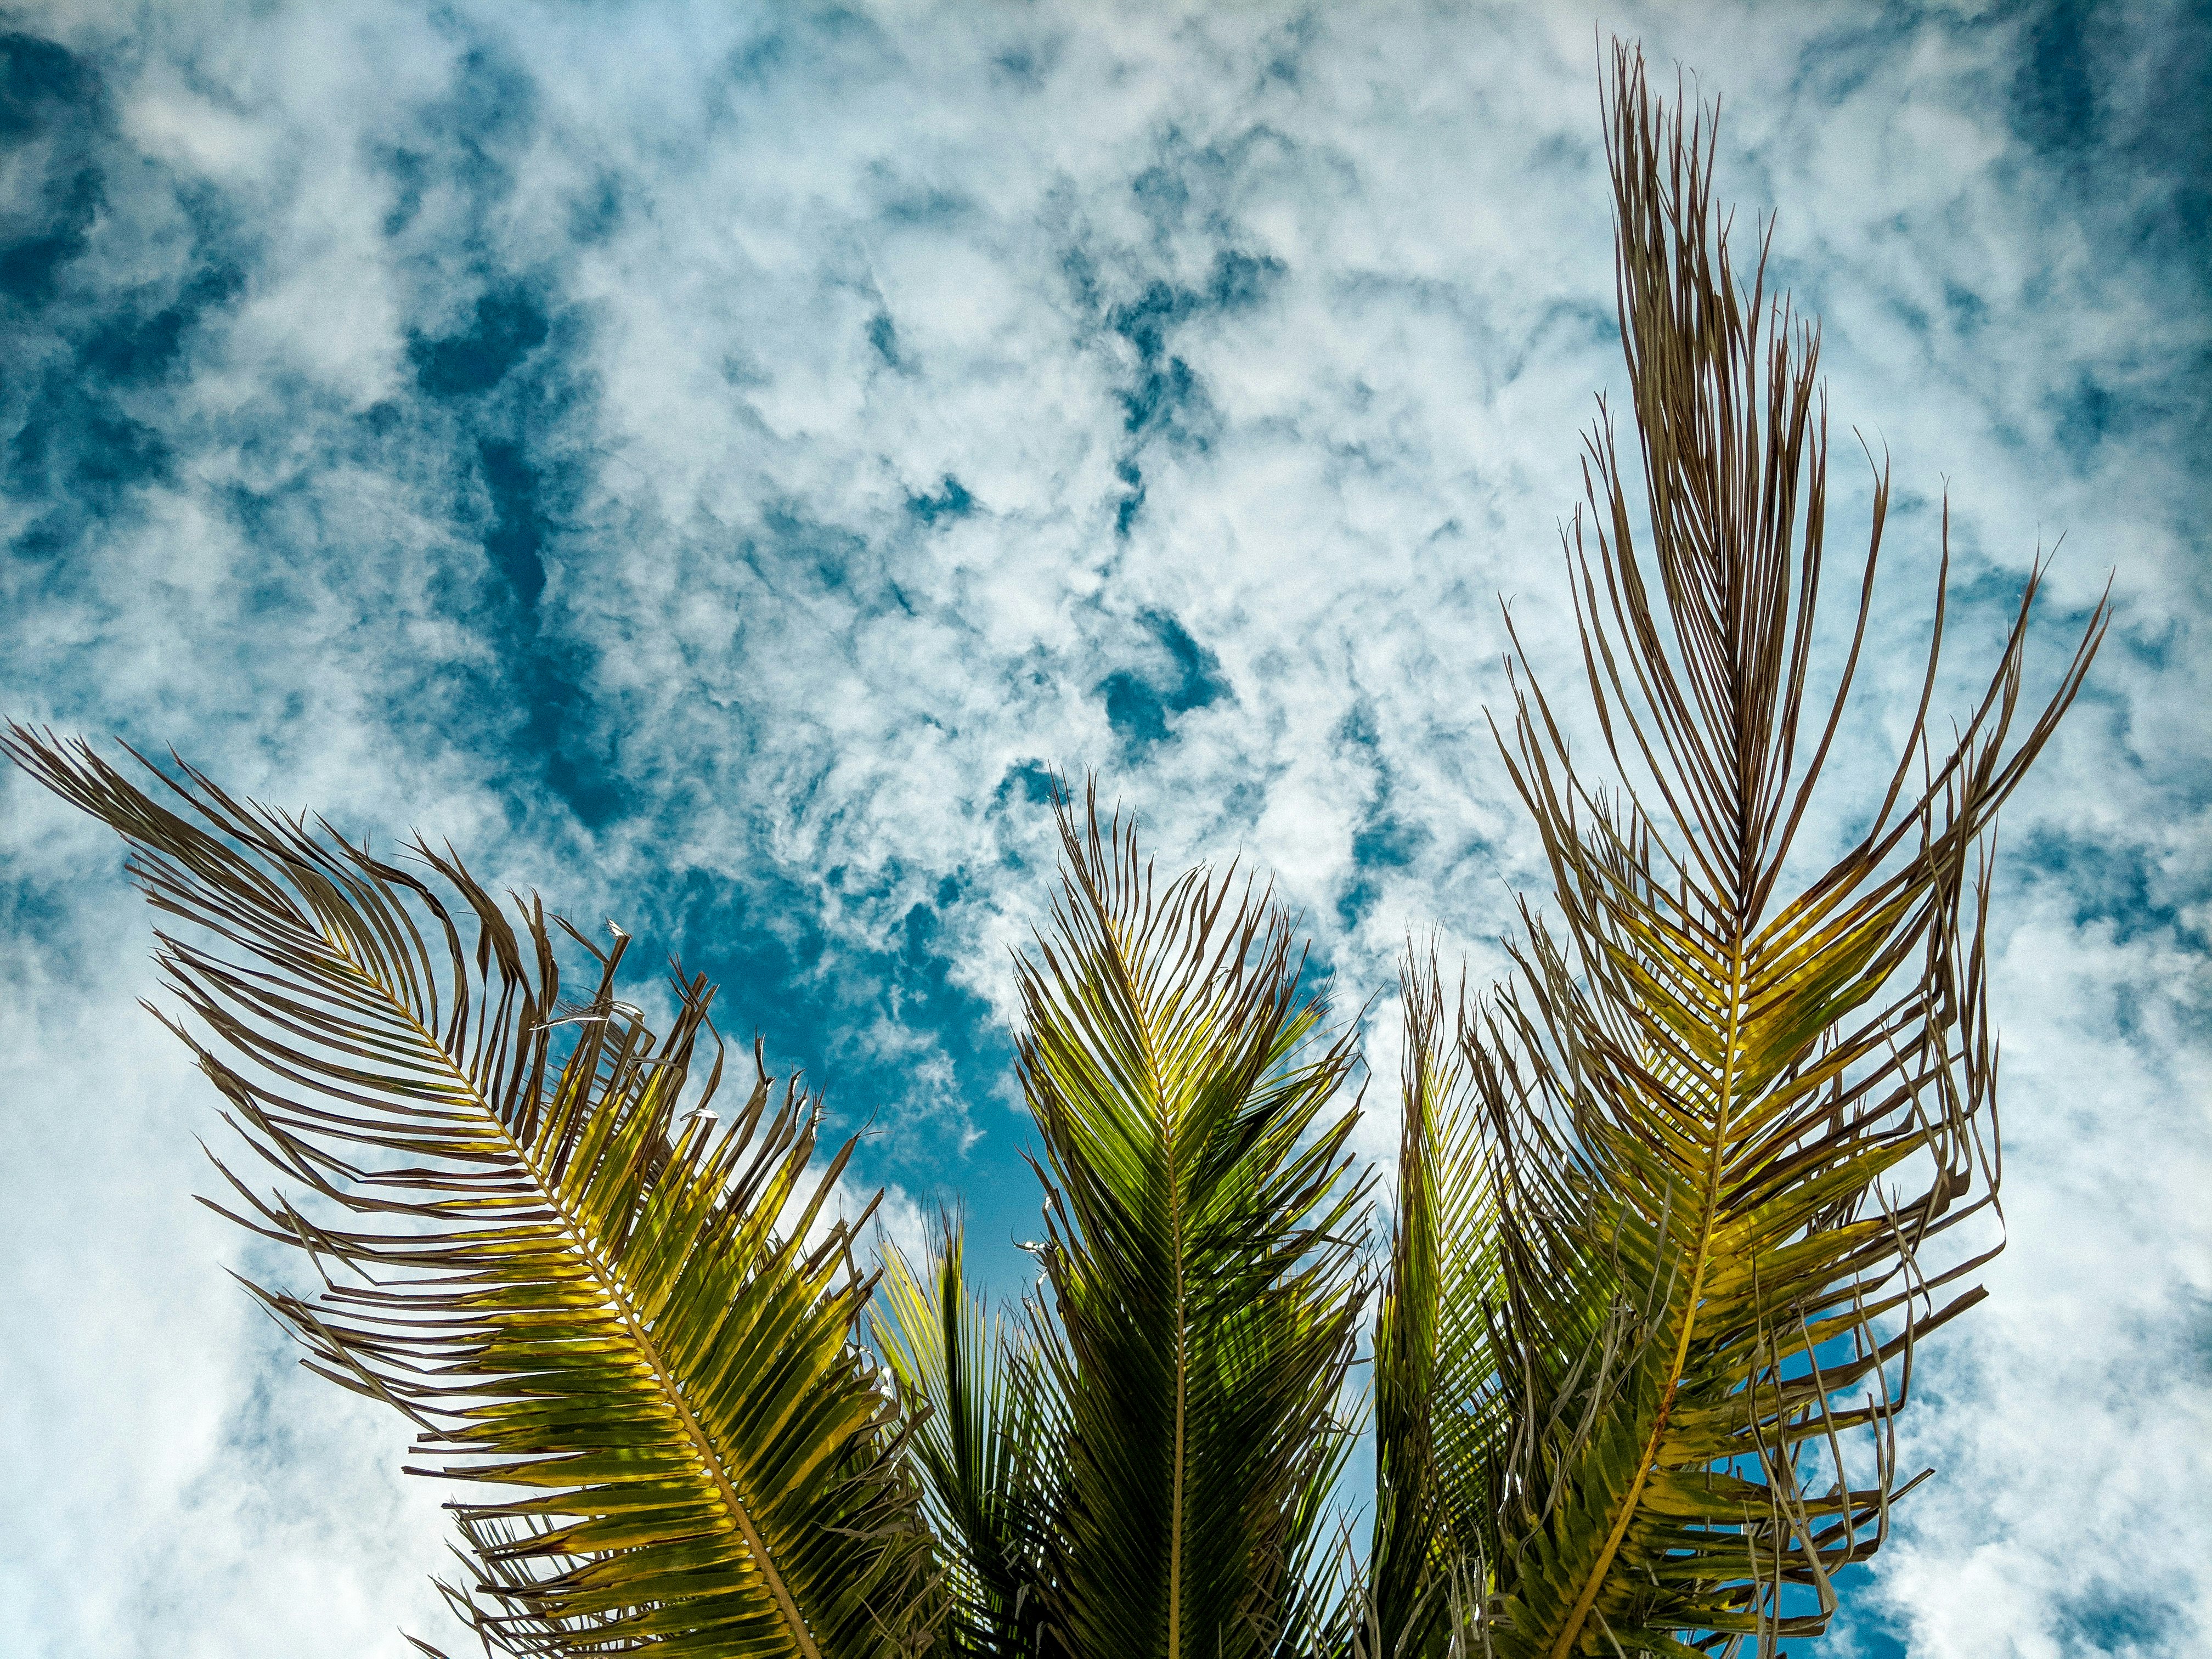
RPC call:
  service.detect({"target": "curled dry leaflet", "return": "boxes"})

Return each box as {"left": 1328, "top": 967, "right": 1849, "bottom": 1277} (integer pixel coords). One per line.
{"left": 2, "top": 40, "right": 2103, "bottom": 1659}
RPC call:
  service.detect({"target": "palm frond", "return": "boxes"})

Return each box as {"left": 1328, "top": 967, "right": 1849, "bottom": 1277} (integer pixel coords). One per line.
{"left": 874, "top": 1215, "right": 1061, "bottom": 1658}
{"left": 1440, "top": 45, "right": 2107, "bottom": 1659}
{"left": 1017, "top": 783, "right": 1370, "bottom": 1659}
{"left": 1364, "top": 949, "right": 1509, "bottom": 1659}
{"left": 1, "top": 727, "right": 941, "bottom": 1659}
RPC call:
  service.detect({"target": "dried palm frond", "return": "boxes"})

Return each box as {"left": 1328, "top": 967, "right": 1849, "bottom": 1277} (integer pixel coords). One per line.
{"left": 1385, "top": 42, "right": 2104, "bottom": 1659}
{"left": 0, "top": 728, "right": 940, "bottom": 1658}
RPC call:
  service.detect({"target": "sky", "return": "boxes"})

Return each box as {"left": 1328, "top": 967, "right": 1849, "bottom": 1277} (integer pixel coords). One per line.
{"left": 0, "top": 1, "right": 2205, "bottom": 1654}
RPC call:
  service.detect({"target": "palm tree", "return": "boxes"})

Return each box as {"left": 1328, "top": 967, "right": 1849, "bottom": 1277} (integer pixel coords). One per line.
{"left": 2, "top": 41, "right": 2102, "bottom": 1659}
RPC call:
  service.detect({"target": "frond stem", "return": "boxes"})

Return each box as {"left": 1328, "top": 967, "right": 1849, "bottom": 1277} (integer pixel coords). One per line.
{"left": 322, "top": 913, "right": 822, "bottom": 1659}
{"left": 1544, "top": 927, "right": 1748, "bottom": 1659}
{"left": 1109, "top": 904, "right": 1192, "bottom": 1659}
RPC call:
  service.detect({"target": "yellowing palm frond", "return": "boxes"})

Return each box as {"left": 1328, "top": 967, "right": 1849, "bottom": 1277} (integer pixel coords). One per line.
{"left": 1432, "top": 46, "right": 2106, "bottom": 1659}
{"left": 2, "top": 728, "right": 940, "bottom": 1659}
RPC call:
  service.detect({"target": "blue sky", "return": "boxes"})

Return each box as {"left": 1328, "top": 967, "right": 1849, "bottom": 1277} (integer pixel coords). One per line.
{"left": 1, "top": 2, "right": 2206, "bottom": 1655}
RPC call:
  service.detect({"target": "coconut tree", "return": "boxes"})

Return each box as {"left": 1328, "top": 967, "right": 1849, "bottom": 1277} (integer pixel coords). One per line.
{"left": 2, "top": 40, "right": 2101, "bottom": 1659}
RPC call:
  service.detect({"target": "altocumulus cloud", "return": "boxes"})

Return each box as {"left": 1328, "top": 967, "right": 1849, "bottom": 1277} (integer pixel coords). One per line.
{"left": 1, "top": 3, "right": 2205, "bottom": 1655}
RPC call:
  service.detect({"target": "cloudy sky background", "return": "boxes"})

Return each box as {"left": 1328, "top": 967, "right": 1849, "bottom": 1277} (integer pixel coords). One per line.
{"left": 0, "top": 1, "right": 2205, "bottom": 1654}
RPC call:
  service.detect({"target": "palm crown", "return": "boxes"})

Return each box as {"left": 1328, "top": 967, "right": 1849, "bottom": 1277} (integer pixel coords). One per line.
{"left": 3, "top": 43, "right": 2102, "bottom": 1659}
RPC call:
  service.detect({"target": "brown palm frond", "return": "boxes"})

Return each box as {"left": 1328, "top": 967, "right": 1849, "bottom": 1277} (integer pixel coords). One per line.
{"left": 1435, "top": 43, "right": 2106, "bottom": 1659}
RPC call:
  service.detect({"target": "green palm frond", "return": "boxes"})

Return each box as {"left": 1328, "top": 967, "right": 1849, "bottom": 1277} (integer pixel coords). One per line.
{"left": 1, "top": 728, "right": 941, "bottom": 1659}
{"left": 1364, "top": 950, "right": 1509, "bottom": 1659}
{"left": 1434, "top": 46, "right": 2107, "bottom": 1659}
{"left": 875, "top": 1216, "right": 1060, "bottom": 1658}
{"left": 1017, "top": 785, "right": 1370, "bottom": 1659}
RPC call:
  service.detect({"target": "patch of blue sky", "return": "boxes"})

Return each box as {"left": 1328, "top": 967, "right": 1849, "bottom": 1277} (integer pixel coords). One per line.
{"left": 1335, "top": 699, "right": 1430, "bottom": 932}
{"left": 1107, "top": 251, "right": 1286, "bottom": 473}
{"left": 0, "top": 42, "right": 217, "bottom": 547}
{"left": 640, "top": 857, "right": 1030, "bottom": 1246}
{"left": 1096, "top": 606, "right": 1232, "bottom": 753}
{"left": 905, "top": 471, "right": 975, "bottom": 526}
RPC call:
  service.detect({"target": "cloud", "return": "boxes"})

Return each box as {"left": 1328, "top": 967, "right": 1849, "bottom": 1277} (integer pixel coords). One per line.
{"left": 1, "top": 1, "right": 2205, "bottom": 1652}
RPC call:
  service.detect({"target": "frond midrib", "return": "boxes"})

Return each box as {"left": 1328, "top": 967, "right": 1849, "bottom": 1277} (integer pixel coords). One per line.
{"left": 314, "top": 916, "right": 822, "bottom": 1659}
{"left": 1104, "top": 905, "right": 1192, "bottom": 1659}
{"left": 1541, "top": 918, "right": 1751, "bottom": 1659}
